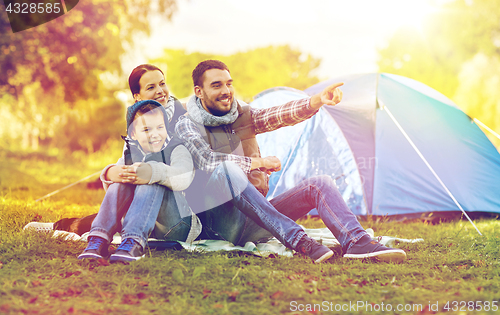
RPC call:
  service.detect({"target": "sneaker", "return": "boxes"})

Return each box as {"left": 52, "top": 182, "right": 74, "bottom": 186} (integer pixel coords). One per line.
{"left": 110, "top": 238, "right": 145, "bottom": 262}
{"left": 344, "top": 235, "right": 406, "bottom": 262}
{"left": 23, "top": 222, "right": 54, "bottom": 233}
{"left": 296, "top": 236, "right": 334, "bottom": 264}
{"left": 78, "top": 236, "right": 109, "bottom": 260}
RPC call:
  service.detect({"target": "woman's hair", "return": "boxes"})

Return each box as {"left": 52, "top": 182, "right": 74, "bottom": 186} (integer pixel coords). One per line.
{"left": 128, "top": 64, "right": 164, "bottom": 95}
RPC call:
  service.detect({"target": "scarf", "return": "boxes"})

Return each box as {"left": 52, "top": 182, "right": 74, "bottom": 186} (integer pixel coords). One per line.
{"left": 186, "top": 95, "right": 239, "bottom": 127}
{"left": 164, "top": 96, "right": 176, "bottom": 122}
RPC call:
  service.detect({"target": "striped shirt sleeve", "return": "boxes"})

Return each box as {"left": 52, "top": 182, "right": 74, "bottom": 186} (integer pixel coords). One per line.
{"left": 251, "top": 97, "right": 319, "bottom": 134}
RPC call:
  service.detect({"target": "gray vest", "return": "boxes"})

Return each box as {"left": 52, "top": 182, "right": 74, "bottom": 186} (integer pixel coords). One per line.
{"left": 192, "top": 103, "right": 269, "bottom": 196}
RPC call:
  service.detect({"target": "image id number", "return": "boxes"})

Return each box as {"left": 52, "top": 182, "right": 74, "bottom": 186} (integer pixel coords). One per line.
{"left": 444, "top": 300, "right": 498, "bottom": 312}
{"left": 6, "top": 2, "right": 61, "bottom": 14}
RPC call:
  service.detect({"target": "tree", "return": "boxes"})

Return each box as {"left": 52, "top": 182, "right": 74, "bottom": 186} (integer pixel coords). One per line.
{"left": 377, "top": 0, "right": 500, "bottom": 147}
{"left": 453, "top": 53, "right": 500, "bottom": 148}
{"left": 151, "top": 49, "right": 214, "bottom": 101}
{"left": 377, "top": 26, "right": 462, "bottom": 100}
{"left": 0, "top": 0, "right": 177, "bottom": 151}
{"left": 151, "top": 45, "right": 321, "bottom": 102}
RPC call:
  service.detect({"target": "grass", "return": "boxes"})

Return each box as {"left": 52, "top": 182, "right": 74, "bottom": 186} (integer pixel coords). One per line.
{"left": 1, "top": 149, "right": 499, "bottom": 314}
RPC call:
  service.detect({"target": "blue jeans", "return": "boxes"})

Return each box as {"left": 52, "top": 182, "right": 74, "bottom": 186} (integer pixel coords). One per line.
{"left": 202, "top": 162, "right": 367, "bottom": 251}
{"left": 89, "top": 183, "right": 191, "bottom": 248}
{"left": 152, "top": 188, "right": 193, "bottom": 242}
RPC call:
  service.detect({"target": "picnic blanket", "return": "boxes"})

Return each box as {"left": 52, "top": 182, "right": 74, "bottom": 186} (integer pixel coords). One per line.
{"left": 39, "top": 225, "right": 423, "bottom": 258}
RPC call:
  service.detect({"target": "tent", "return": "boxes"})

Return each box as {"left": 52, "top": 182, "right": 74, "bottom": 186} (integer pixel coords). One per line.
{"left": 251, "top": 73, "right": 500, "bottom": 223}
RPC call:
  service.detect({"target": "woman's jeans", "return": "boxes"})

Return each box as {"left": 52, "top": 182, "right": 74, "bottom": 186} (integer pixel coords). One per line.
{"left": 89, "top": 183, "right": 192, "bottom": 248}
{"left": 201, "top": 162, "right": 367, "bottom": 251}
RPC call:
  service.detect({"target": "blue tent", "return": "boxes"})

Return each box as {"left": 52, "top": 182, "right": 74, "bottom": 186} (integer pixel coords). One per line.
{"left": 252, "top": 73, "right": 500, "bottom": 219}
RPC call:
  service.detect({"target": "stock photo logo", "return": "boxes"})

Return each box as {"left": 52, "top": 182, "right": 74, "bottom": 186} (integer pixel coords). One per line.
{"left": 4, "top": 0, "right": 79, "bottom": 33}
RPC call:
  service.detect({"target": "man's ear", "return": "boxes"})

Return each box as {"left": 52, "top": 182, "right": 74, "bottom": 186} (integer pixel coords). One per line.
{"left": 194, "top": 86, "right": 203, "bottom": 98}
{"left": 133, "top": 94, "right": 142, "bottom": 102}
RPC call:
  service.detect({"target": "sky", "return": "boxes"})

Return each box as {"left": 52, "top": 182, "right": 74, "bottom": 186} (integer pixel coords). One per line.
{"left": 125, "top": 0, "right": 438, "bottom": 79}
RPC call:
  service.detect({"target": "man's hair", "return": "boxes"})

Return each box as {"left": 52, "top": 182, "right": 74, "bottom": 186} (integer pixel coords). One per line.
{"left": 192, "top": 60, "right": 230, "bottom": 87}
{"left": 128, "top": 64, "right": 164, "bottom": 96}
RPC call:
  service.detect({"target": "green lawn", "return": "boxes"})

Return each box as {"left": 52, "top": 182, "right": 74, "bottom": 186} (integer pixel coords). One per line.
{"left": 0, "top": 149, "right": 499, "bottom": 314}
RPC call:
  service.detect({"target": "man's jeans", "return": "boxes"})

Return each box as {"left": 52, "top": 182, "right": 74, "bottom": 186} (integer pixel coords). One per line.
{"left": 202, "top": 162, "right": 367, "bottom": 251}
{"left": 89, "top": 183, "right": 192, "bottom": 248}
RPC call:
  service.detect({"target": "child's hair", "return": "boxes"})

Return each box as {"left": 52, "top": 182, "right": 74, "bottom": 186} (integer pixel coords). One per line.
{"left": 134, "top": 102, "right": 160, "bottom": 119}
{"left": 126, "top": 100, "right": 168, "bottom": 137}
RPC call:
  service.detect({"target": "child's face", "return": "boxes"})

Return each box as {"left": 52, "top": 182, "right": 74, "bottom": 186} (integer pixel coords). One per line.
{"left": 130, "top": 110, "right": 168, "bottom": 153}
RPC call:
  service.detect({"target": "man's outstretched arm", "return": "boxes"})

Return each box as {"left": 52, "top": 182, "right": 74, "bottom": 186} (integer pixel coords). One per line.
{"left": 251, "top": 82, "right": 343, "bottom": 134}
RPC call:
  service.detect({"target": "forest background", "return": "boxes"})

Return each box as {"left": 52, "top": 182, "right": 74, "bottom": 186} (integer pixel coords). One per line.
{"left": 1, "top": 0, "right": 499, "bottom": 158}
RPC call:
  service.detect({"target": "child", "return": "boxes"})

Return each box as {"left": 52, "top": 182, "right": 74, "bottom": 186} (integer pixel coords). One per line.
{"left": 78, "top": 100, "right": 195, "bottom": 262}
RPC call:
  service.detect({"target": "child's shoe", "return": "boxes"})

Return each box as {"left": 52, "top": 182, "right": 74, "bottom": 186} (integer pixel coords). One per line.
{"left": 296, "top": 236, "right": 334, "bottom": 263}
{"left": 343, "top": 235, "right": 406, "bottom": 262}
{"left": 110, "top": 238, "right": 145, "bottom": 262}
{"left": 78, "top": 236, "right": 109, "bottom": 260}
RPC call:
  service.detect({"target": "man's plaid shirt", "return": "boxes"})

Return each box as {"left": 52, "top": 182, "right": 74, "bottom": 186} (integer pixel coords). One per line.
{"left": 175, "top": 97, "right": 319, "bottom": 174}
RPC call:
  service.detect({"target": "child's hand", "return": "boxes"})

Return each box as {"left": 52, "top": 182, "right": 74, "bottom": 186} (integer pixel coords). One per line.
{"left": 117, "top": 165, "right": 136, "bottom": 183}
{"left": 134, "top": 163, "right": 153, "bottom": 184}
{"left": 120, "top": 163, "right": 152, "bottom": 185}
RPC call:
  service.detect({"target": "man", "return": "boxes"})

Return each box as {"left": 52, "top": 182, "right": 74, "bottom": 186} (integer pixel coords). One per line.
{"left": 176, "top": 59, "right": 406, "bottom": 264}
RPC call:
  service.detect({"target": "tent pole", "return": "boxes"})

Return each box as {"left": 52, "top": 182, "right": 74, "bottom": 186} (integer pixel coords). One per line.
{"left": 473, "top": 118, "right": 500, "bottom": 141}
{"left": 379, "top": 100, "right": 482, "bottom": 236}
{"left": 35, "top": 171, "right": 102, "bottom": 202}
